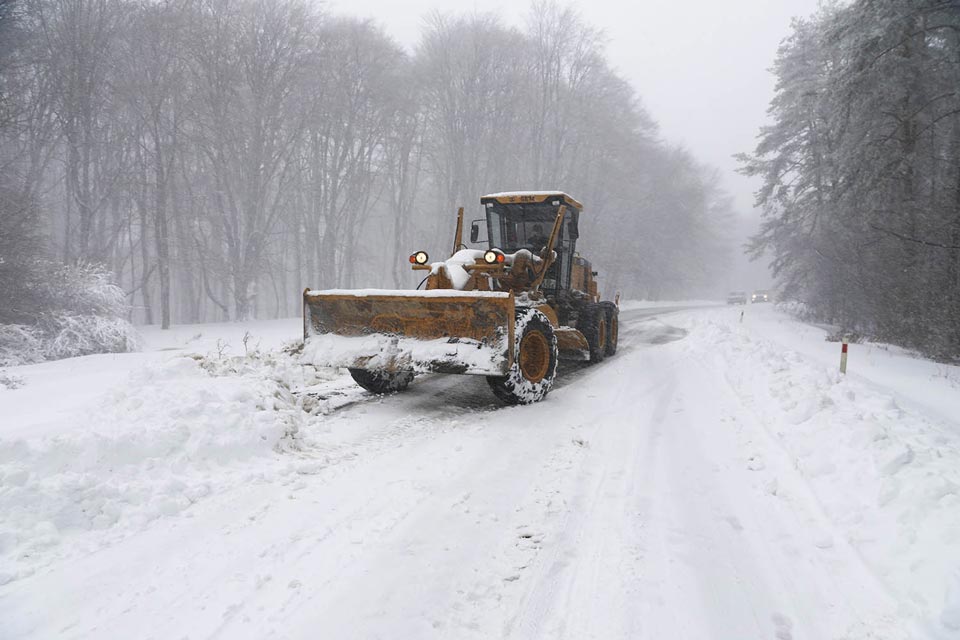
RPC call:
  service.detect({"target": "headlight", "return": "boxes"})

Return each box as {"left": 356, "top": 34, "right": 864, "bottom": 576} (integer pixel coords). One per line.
{"left": 484, "top": 249, "right": 505, "bottom": 264}
{"left": 409, "top": 251, "right": 429, "bottom": 265}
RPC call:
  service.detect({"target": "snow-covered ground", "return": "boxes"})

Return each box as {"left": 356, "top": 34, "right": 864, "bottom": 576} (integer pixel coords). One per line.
{"left": 2, "top": 304, "right": 959, "bottom": 639}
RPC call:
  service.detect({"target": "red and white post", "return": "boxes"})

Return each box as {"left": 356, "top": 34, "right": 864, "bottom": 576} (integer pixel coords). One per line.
{"left": 840, "top": 337, "right": 849, "bottom": 374}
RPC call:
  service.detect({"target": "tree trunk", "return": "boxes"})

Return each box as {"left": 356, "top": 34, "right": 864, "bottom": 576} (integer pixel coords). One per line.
{"left": 153, "top": 141, "right": 171, "bottom": 329}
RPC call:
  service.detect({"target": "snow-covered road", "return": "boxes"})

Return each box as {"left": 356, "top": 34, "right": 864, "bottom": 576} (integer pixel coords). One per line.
{"left": 2, "top": 305, "right": 959, "bottom": 639}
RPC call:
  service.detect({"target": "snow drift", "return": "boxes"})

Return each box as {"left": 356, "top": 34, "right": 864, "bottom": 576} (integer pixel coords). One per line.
{"left": 0, "top": 347, "right": 333, "bottom": 584}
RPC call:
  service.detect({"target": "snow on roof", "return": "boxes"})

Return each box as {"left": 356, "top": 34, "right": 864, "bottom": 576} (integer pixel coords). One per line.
{"left": 480, "top": 191, "right": 583, "bottom": 210}
{"left": 482, "top": 190, "right": 566, "bottom": 197}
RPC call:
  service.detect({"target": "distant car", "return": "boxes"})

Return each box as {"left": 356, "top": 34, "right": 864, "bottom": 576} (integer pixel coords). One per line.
{"left": 726, "top": 291, "right": 747, "bottom": 305}
{"left": 751, "top": 290, "right": 772, "bottom": 303}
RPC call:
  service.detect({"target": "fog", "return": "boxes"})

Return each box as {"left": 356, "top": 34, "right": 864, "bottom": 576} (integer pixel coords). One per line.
{"left": 335, "top": 0, "right": 825, "bottom": 291}
{"left": 337, "top": 0, "right": 819, "bottom": 206}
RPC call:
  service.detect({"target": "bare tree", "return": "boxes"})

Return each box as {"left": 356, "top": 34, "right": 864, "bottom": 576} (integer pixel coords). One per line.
{"left": 1, "top": 0, "right": 738, "bottom": 330}
{"left": 417, "top": 13, "right": 529, "bottom": 217}
{"left": 298, "top": 18, "right": 404, "bottom": 289}
{"left": 383, "top": 76, "right": 425, "bottom": 288}
{"left": 34, "top": 0, "right": 128, "bottom": 261}
{"left": 188, "top": 0, "right": 317, "bottom": 319}
{"left": 117, "top": 0, "right": 190, "bottom": 328}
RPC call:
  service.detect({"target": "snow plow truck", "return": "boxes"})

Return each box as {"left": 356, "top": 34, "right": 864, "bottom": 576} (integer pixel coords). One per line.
{"left": 302, "top": 191, "right": 619, "bottom": 404}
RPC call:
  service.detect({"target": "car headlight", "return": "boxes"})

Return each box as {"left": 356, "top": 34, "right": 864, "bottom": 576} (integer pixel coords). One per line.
{"left": 409, "top": 251, "right": 429, "bottom": 265}
{"left": 483, "top": 249, "right": 505, "bottom": 264}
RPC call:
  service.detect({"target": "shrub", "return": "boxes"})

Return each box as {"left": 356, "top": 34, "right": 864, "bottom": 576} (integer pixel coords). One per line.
{"left": 39, "top": 314, "right": 140, "bottom": 359}
{"left": 0, "top": 262, "right": 140, "bottom": 363}
{"left": 42, "top": 261, "right": 128, "bottom": 318}
{"left": 0, "top": 323, "right": 44, "bottom": 366}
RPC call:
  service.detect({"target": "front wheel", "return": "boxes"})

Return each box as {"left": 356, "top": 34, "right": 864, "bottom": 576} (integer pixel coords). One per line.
{"left": 348, "top": 368, "right": 415, "bottom": 394}
{"left": 486, "top": 308, "right": 558, "bottom": 405}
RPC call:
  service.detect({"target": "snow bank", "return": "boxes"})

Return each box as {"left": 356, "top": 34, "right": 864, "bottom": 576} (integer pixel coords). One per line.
{"left": 0, "top": 347, "right": 335, "bottom": 585}
{"left": 748, "top": 305, "right": 960, "bottom": 428}
{"left": 681, "top": 309, "right": 960, "bottom": 633}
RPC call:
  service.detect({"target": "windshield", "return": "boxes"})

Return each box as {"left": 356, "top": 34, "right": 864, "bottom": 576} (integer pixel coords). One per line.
{"left": 485, "top": 202, "right": 578, "bottom": 292}
{"left": 486, "top": 203, "right": 559, "bottom": 252}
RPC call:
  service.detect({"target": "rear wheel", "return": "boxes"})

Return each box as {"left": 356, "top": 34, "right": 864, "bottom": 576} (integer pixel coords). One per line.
{"left": 348, "top": 368, "right": 415, "bottom": 394}
{"left": 600, "top": 302, "right": 619, "bottom": 356}
{"left": 486, "top": 308, "right": 558, "bottom": 405}
{"left": 579, "top": 304, "right": 607, "bottom": 364}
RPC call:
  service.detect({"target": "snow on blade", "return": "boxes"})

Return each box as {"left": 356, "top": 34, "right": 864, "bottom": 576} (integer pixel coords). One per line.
{"left": 301, "top": 332, "right": 507, "bottom": 376}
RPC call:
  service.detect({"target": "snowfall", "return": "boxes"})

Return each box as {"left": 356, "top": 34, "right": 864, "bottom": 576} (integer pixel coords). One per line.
{"left": 2, "top": 303, "right": 960, "bottom": 640}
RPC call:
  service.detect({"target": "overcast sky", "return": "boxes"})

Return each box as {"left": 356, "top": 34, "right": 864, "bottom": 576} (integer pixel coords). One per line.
{"left": 329, "top": 0, "right": 823, "bottom": 215}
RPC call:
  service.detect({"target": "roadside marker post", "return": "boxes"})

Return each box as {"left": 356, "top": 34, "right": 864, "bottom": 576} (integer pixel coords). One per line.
{"left": 840, "top": 337, "right": 848, "bottom": 374}
{"left": 739, "top": 310, "right": 744, "bottom": 323}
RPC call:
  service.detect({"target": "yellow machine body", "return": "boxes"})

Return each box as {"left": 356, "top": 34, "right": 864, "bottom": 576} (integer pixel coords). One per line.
{"left": 303, "top": 191, "right": 614, "bottom": 377}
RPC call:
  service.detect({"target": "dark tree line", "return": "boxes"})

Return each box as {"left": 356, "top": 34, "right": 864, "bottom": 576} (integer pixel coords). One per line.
{"left": 1, "top": 0, "right": 733, "bottom": 333}
{"left": 740, "top": 0, "right": 960, "bottom": 360}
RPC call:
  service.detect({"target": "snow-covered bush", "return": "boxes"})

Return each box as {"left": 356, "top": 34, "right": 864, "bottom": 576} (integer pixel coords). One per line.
{"left": 0, "top": 261, "right": 139, "bottom": 363}
{"left": 0, "top": 178, "right": 139, "bottom": 363}
{"left": 39, "top": 314, "right": 140, "bottom": 359}
{"left": 32, "top": 263, "right": 140, "bottom": 359}
{"left": 0, "top": 324, "right": 44, "bottom": 366}
{"left": 41, "top": 261, "right": 128, "bottom": 318}
{"left": 775, "top": 300, "right": 815, "bottom": 321}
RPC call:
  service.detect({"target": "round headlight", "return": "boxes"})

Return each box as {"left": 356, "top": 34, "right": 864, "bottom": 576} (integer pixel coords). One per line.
{"left": 411, "top": 251, "right": 429, "bottom": 265}
{"left": 483, "top": 250, "right": 498, "bottom": 264}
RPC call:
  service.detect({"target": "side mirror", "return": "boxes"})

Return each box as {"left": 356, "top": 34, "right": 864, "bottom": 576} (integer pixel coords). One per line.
{"left": 470, "top": 221, "right": 480, "bottom": 243}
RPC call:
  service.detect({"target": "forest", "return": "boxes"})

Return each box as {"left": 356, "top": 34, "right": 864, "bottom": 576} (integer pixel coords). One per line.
{"left": 0, "top": 0, "right": 732, "bottom": 355}
{"left": 740, "top": 0, "right": 960, "bottom": 360}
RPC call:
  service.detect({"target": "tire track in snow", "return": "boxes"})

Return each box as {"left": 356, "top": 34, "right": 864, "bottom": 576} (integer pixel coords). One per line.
{"left": 503, "top": 321, "right": 687, "bottom": 639}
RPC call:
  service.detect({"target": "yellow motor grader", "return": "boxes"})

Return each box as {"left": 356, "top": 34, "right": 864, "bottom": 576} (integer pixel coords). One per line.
{"left": 302, "top": 191, "right": 619, "bottom": 404}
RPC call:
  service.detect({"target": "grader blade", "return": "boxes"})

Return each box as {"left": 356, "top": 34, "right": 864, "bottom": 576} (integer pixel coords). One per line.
{"left": 302, "top": 289, "right": 515, "bottom": 376}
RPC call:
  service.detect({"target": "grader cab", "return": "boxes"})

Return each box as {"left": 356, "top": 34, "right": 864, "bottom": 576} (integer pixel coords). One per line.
{"left": 302, "top": 191, "right": 619, "bottom": 404}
